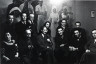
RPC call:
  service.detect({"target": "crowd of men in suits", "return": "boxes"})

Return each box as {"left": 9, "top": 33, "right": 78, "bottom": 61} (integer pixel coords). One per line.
{"left": 1, "top": 0, "right": 96, "bottom": 64}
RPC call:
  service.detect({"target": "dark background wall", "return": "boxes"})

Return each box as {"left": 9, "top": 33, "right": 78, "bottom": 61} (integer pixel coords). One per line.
{"left": 0, "top": 0, "right": 12, "bottom": 8}
{"left": 73, "top": 1, "right": 96, "bottom": 37}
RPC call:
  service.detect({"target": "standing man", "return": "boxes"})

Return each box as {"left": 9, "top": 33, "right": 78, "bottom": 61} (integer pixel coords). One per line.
{"left": 35, "top": 0, "right": 47, "bottom": 33}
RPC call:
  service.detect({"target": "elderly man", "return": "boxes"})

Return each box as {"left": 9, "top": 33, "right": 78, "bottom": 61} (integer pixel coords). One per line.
{"left": 35, "top": 0, "right": 47, "bottom": 33}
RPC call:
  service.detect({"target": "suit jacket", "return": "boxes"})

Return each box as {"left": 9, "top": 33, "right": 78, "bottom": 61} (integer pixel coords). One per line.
{"left": 15, "top": 21, "right": 29, "bottom": 38}
{"left": 85, "top": 38, "right": 96, "bottom": 53}
{"left": 37, "top": 33, "right": 53, "bottom": 52}
{"left": 69, "top": 35, "right": 86, "bottom": 52}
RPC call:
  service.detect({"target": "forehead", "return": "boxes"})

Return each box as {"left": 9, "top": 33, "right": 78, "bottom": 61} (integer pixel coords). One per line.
{"left": 62, "top": 20, "right": 66, "bottom": 23}
{"left": 74, "top": 30, "right": 79, "bottom": 33}
{"left": 26, "top": 29, "right": 31, "bottom": 33}
{"left": 9, "top": 15, "right": 14, "bottom": 18}
{"left": 6, "top": 32, "right": 11, "bottom": 35}
{"left": 46, "top": 22, "right": 49, "bottom": 24}
{"left": 22, "top": 13, "right": 27, "bottom": 16}
{"left": 43, "top": 27, "right": 47, "bottom": 30}
{"left": 30, "top": 14, "right": 34, "bottom": 17}
{"left": 58, "top": 28, "right": 63, "bottom": 31}
{"left": 76, "top": 23, "right": 80, "bottom": 25}
{"left": 92, "top": 30, "right": 96, "bottom": 34}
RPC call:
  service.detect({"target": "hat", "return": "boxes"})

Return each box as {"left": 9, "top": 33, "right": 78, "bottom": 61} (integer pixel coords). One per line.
{"left": 9, "top": 7, "right": 21, "bottom": 14}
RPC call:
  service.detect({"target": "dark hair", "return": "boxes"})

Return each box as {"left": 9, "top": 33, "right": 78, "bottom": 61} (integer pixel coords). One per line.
{"left": 43, "top": 21, "right": 51, "bottom": 28}
{"left": 75, "top": 21, "right": 81, "bottom": 25}
{"left": 38, "top": 26, "right": 47, "bottom": 34}
{"left": 58, "top": 19, "right": 69, "bottom": 28}
{"left": 56, "top": 27, "right": 63, "bottom": 36}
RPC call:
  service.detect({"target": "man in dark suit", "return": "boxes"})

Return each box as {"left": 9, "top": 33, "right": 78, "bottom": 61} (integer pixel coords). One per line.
{"left": 80, "top": 29, "right": 96, "bottom": 64}
{"left": 37, "top": 26, "right": 54, "bottom": 64}
{"left": 15, "top": 13, "right": 29, "bottom": 39}
{"left": 71, "top": 22, "right": 87, "bottom": 39}
{"left": 18, "top": 29, "right": 35, "bottom": 64}
{"left": 69, "top": 30, "right": 87, "bottom": 64}
{"left": 55, "top": 27, "right": 69, "bottom": 64}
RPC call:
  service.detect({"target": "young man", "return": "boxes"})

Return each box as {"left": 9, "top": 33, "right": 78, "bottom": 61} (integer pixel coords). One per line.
{"left": 55, "top": 27, "right": 69, "bottom": 63}
{"left": 69, "top": 30, "right": 87, "bottom": 64}
{"left": 80, "top": 29, "right": 96, "bottom": 64}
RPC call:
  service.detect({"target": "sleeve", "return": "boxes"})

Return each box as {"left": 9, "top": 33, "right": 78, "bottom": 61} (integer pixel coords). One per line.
{"left": 85, "top": 40, "right": 91, "bottom": 50}
{"left": 1, "top": 42, "right": 5, "bottom": 55}
{"left": 37, "top": 36, "right": 47, "bottom": 50}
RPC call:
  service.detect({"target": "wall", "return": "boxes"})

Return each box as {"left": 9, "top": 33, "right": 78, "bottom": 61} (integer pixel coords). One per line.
{"left": 73, "top": 1, "right": 96, "bottom": 36}
{"left": 0, "top": 0, "right": 12, "bottom": 8}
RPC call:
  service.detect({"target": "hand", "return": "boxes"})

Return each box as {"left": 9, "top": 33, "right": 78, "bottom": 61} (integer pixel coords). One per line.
{"left": 47, "top": 39, "right": 51, "bottom": 42}
{"left": 86, "top": 49, "right": 90, "bottom": 53}
{"left": 47, "top": 46, "right": 50, "bottom": 49}
{"left": 72, "top": 47, "right": 77, "bottom": 51}
{"left": 3, "top": 56, "right": 10, "bottom": 61}
{"left": 6, "top": 57, "right": 10, "bottom": 61}
{"left": 69, "top": 46, "right": 73, "bottom": 51}
{"left": 60, "top": 44, "right": 65, "bottom": 47}
{"left": 15, "top": 52, "right": 19, "bottom": 58}
{"left": 28, "top": 45, "right": 31, "bottom": 48}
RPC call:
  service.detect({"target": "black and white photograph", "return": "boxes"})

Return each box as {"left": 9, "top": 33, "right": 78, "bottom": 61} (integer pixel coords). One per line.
{"left": 0, "top": 0, "right": 96, "bottom": 64}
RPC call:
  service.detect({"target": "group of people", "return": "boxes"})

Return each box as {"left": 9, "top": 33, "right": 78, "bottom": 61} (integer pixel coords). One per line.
{"left": 1, "top": 0, "right": 96, "bottom": 64}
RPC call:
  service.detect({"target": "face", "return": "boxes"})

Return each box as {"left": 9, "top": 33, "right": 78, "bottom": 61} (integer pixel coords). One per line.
{"left": 58, "top": 28, "right": 63, "bottom": 35}
{"left": 63, "top": 8, "right": 67, "bottom": 13}
{"left": 42, "top": 27, "right": 48, "bottom": 34}
{"left": 76, "top": 23, "right": 81, "bottom": 28}
{"left": 74, "top": 30, "right": 80, "bottom": 37}
{"left": 92, "top": 30, "right": 96, "bottom": 38}
{"left": 46, "top": 22, "right": 50, "bottom": 28}
{"left": 61, "top": 20, "right": 66, "bottom": 26}
{"left": 53, "top": 8, "right": 56, "bottom": 13}
{"left": 26, "top": 30, "right": 31, "bottom": 38}
{"left": 30, "top": 14, "right": 34, "bottom": 21}
{"left": 22, "top": 13, "right": 27, "bottom": 21}
{"left": 9, "top": 15, "right": 14, "bottom": 23}
{"left": 5, "top": 32, "right": 12, "bottom": 41}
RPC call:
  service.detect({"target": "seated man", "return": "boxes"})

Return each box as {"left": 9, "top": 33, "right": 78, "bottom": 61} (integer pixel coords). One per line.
{"left": 80, "top": 29, "right": 96, "bottom": 64}
{"left": 69, "top": 30, "right": 87, "bottom": 64}
{"left": 71, "top": 22, "right": 87, "bottom": 39}
{"left": 55, "top": 27, "right": 69, "bottom": 63}
{"left": 18, "top": 29, "right": 35, "bottom": 64}
{"left": 37, "top": 26, "right": 54, "bottom": 64}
